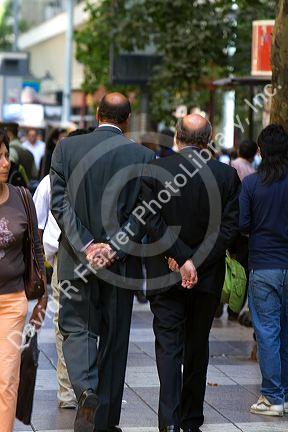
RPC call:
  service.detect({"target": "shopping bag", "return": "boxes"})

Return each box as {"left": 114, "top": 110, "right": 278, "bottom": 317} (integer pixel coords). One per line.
{"left": 16, "top": 331, "right": 40, "bottom": 425}
{"left": 221, "top": 252, "right": 247, "bottom": 314}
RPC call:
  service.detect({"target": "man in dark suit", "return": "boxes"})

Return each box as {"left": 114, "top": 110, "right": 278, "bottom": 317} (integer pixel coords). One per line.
{"left": 50, "top": 93, "right": 158, "bottom": 432}
{"left": 139, "top": 114, "right": 241, "bottom": 432}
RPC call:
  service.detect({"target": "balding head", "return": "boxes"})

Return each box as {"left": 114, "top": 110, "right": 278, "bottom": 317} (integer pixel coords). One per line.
{"left": 97, "top": 92, "right": 131, "bottom": 129}
{"left": 176, "top": 114, "right": 212, "bottom": 149}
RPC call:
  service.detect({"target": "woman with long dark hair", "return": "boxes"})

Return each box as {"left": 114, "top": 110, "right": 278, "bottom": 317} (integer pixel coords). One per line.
{"left": 39, "top": 128, "right": 67, "bottom": 179}
{"left": 0, "top": 129, "right": 47, "bottom": 431}
{"left": 240, "top": 124, "right": 288, "bottom": 417}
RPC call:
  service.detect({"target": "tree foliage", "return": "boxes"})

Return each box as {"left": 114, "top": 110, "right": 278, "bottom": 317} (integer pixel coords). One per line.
{"left": 231, "top": 0, "right": 276, "bottom": 75}
{"left": 75, "top": 1, "right": 113, "bottom": 94}
{"left": 0, "top": 0, "right": 15, "bottom": 50}
{"left": 76, "top": 0, "right": 277, "bottom": 123}
{"left": 0, "top": 0, "right": 28, "bottom": 51}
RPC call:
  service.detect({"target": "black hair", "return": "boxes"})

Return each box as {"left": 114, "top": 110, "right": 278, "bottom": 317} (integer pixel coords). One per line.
{"left": 0, "top": 128, "right": 10, "bottom": 152}
{"left": 238, "top": 140, "right": 257, "bottom": 161}
{"left": 176, "top": 118, "right": 212, "bottom": 147}
{"left": 161, "top": 128, "right": 174, "bottom": 138}
{"left": 229, "top": 148, "right": 238, "bottom": 161}
{"left": 258, "top": 124, "right": 288, "bottom": 185}
{"left": 1, "top": 122, "right": 19, "bottom": 138}
{"left": 67, "top": 128, "right": 90, "bottom": 138}
{"left": 46, "top": 128, "right": 66, "bottom": 152}
{"left": 159, "top": 128, "right": 174, "bottom": 149}
{"left": 98, "top": 95, "right": 131, "bottom": 124}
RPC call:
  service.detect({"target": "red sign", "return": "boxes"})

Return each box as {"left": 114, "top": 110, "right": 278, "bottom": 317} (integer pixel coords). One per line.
{"left": 252, "top": 20, "right": 274, "bottom": 76}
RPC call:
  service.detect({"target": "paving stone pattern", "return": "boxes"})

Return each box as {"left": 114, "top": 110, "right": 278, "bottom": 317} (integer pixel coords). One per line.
{"left": 14, "top": 300, "right": 288, "bottom": 432}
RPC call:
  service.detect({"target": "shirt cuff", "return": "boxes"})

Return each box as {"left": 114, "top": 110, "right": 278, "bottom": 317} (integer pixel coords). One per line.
{"left": 81, "top": 239, "right": 94, "bottom": 253}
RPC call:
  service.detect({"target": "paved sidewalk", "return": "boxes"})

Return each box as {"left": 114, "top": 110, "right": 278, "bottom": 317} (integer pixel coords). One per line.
{"left": 14, "top": 299, "right": 288, "bottom": 432}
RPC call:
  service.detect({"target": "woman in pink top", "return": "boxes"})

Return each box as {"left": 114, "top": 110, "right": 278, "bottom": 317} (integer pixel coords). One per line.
{"left": 231, "top": 140, "right": 257, "bottom": 181}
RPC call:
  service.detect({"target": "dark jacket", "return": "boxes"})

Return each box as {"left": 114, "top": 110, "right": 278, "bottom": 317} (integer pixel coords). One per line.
{"left": 50, "top": 126, "right": 154, "bottom": 287}
{"left": 240, "top": 172, "right": 288, "bottom": 270}
{"left": 142, "top": 148, "right": 241, "bottom": 296}
{"left": 10, "top": 142, "right": 37, "bottom": 180}
{"left": 8, "top": 161, "right": 27, "bottom": 187}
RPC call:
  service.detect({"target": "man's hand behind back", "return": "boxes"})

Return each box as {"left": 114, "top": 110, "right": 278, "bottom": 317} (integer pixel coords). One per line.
{"left": 86, "top": 243, "right": 116, "bottom": 270}
{"left": 168, "top": 257, "right": 198, "bottom": 289}
{"left": 85, "top": 243, "right": 198, "bottom": 288}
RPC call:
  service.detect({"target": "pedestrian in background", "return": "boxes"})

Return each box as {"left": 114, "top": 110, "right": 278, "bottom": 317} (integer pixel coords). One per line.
{"left": 39, "top": 128, "right": 67, "bottom": 180}
{"left": 240, "top": 124, "right": 288, "bottom": 417}
{"left": 33, "top": 129, "right": 88, "bottom": 409}
{"left": 22, "top": 128, "right": 46, "bottom": 173}
{"left": 5, "top": 122, "right": 37, "bottom": 180}
{"left": 216, "top": 139, "right": 258, "bottom": 321}
{"left": 158, "top": 128, "right": 175, "bottom": 157}
{"left": 231, "top": 140, "right": 257, "bottom": 322}
{"left": 0, "top": 129, "right": 46, "bottom": 432}
{"left": 140, "top": 131, "right": 160, "bottom": 154}
{"left": 231, "top": 140, "right": 257, "bottom": 181}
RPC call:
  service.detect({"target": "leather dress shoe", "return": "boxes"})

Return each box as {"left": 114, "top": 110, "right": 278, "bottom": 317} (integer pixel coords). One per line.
{"left": 160, "top": 426, "right": 180, "bottom": 432}
{"left": 74, "top": 389, "right": 99, "bottom": 432}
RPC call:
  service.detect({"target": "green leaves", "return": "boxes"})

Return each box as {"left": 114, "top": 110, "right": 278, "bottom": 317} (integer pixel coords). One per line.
{"left": 0, "top": 0, "right": 29, "bottom": 51}
{"left": 76, "top": 0, "right": 277, "bottom": 123}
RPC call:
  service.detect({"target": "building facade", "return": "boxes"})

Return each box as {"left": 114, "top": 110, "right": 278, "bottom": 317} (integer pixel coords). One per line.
{"left": 18, "top": 0, "right": 97, "bottom": 121}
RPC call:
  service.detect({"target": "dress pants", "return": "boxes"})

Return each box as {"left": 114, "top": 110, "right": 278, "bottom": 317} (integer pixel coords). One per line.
{"left": 51, "top": 256, "right": 76, "bottom": 406}
{"left": 59, "top": 275, "right": 134, "bottom": 429}
{"left": 149, "top": 286, "right": 219, "bottom": 430}
{"left": 0, "top": 290, "right": 28, "bottom": 432}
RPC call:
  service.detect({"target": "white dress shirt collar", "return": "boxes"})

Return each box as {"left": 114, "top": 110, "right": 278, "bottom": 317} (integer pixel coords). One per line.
{"left": 98, "top": 123, "right": 122, "bottom": 133}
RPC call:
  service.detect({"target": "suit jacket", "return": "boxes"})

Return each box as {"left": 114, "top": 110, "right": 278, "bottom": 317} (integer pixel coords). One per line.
{"left": 142, "top": 147, "right": 241, "bottom": 297}
{"left": 50, "top": 126, "right": 154, "bottom": 287}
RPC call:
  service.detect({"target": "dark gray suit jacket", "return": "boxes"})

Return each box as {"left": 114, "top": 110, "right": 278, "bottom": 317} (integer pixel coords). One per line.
{"left": 50, "top": 126, "right": 154, "bottom": 287}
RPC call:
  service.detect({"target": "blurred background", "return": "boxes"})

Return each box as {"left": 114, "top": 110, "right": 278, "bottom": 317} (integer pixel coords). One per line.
{"left": 0, "top": 1, "right": 278, "bottom": 147}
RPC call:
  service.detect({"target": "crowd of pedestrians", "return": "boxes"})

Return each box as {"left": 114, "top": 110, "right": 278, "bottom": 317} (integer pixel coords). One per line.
{"left": 0, "top": 92, "right": 288, "bottom": 432}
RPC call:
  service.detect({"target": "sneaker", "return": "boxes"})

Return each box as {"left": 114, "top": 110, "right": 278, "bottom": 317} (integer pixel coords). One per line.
{"left": 250, "top": 395, "right": 283, "bottom": 416}
{"left": 284, "top": 402, "right": 288, "bottom": 414}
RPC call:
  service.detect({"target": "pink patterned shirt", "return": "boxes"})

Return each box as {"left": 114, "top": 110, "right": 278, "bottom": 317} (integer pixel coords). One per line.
{"left": 231, "top": 158, "right": 255, "bottom": 182}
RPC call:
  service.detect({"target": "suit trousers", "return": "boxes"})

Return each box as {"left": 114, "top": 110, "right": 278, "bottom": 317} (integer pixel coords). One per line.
{"left": 51, "top": 256, "right": 76, "bottom": 406}
{"left": 149, "top": 286, "right": 219, "bottom": 429}
{"left": 59, "top": 275, "right": 134, "bottom": 429}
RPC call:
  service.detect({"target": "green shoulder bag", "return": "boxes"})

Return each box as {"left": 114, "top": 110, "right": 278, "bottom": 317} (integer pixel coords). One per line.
{"left": 221, "top": 252, "right": 247, "bottom": 314}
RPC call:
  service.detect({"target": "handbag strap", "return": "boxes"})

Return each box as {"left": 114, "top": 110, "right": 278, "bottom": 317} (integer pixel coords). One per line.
{"left": 18, "top": 187, "right": 42, "bottom": 274}
{"left": 18, "top": 187, "right": 33, "bottom": 242}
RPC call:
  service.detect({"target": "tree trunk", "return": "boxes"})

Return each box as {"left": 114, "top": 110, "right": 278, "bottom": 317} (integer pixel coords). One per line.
{"left": 270, "top": 0, "right": 288, "bottom": 131}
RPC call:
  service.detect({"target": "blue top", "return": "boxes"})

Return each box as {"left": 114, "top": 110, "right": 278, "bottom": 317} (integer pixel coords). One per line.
{"left": 239, "top": 173, "right": 288, "bottom": 270}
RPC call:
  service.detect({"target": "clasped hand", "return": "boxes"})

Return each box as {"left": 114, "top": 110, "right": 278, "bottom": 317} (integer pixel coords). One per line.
{"left": 85, "top": 243, "right": 198, "bottom": 289}
{"left": 168, "top": 257, "right": 198, "bottom": 289}
{"left": 86, "top": 243, "right": 116, "bottom": 270}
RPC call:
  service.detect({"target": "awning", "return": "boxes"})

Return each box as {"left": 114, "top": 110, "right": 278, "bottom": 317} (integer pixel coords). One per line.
{"left": 212, "top": 75, "right": 271, "bottom": 88}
